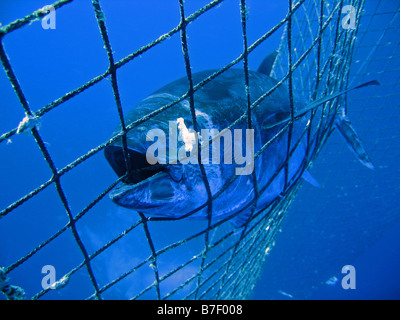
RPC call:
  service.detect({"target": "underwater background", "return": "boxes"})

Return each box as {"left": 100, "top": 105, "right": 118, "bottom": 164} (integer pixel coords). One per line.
{"left": 0, "top": 0, "right": 399, "bottom": 299}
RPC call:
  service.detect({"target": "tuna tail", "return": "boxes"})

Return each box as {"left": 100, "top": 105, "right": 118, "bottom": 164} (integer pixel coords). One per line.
{"left": 335, "top": 113, "right": 375, "bottom": 170}
{"left": 303, "top": 81, "right": 378, "bottom": 170}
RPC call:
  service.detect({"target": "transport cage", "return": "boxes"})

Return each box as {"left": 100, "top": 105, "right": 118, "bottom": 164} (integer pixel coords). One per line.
{"left": 0, "top": 0, "right": 399, "bottom": 300}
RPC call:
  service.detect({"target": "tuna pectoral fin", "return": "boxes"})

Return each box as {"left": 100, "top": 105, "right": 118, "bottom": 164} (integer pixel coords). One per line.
{"left": 296, "top": 80, "right": 380, "bottom": 118}
{"left": 262, "top": 80, "right": 380, "bottom": 130}
{"left": 335, "top": 115, "right": 375, "bottom": 169}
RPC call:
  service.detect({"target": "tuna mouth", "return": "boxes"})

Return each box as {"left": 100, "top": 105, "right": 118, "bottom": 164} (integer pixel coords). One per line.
{"left": 104, "top": 146, "right": 166, "bottom": 185}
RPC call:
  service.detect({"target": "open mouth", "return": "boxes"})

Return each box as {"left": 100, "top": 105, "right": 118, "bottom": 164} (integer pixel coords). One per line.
{"left": 104, "top": 146, "right": 166, "bottom": 185}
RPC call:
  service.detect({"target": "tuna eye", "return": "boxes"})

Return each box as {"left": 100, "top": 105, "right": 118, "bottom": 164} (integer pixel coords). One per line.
{"left": 104, "top": 146, "right": 165, "bottom": 184}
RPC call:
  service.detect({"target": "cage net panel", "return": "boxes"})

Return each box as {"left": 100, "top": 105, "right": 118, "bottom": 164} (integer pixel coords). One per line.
{"left": 257, "top": 0, "right": 400, "bottom": 299}
{"left": 0, "top": 0, "right": 397, "bottom": 300}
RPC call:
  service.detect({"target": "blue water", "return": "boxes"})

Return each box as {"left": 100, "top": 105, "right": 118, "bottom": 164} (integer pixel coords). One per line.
{"left": 0, "top": 0, "right": 399, "bottom": 300}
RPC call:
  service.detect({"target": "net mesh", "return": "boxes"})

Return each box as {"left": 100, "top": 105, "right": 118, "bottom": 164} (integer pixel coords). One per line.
{"left": 256, "top": 0, "right": 400, "bottom": 299}
{"left": 0, "top": 0, "right": 398, "bottom": 300}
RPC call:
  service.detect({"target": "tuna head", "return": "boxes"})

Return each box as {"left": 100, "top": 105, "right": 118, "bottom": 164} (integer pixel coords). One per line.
{"left": 104, "top": 92, "right": 224, "bottom": 220}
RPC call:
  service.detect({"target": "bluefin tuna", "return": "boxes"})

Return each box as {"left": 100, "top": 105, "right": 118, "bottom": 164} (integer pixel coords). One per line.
{"left": 105, "top": 51, "right": 378, "bottom": 226}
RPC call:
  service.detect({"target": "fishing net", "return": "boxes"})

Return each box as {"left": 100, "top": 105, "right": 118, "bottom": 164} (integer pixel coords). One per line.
{"left": 256, "top": 0, "right": 400, "bottom": 299}
{"left": 0, "top": 0, "right": 398, "bottom": 300}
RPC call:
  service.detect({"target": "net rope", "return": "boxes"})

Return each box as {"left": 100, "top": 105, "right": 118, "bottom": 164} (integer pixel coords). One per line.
{"left": 257, "top": 1, "right": 400, "bottom": 299}
{"left": 0, "top": 0, "right": 396, "bottom": 300}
